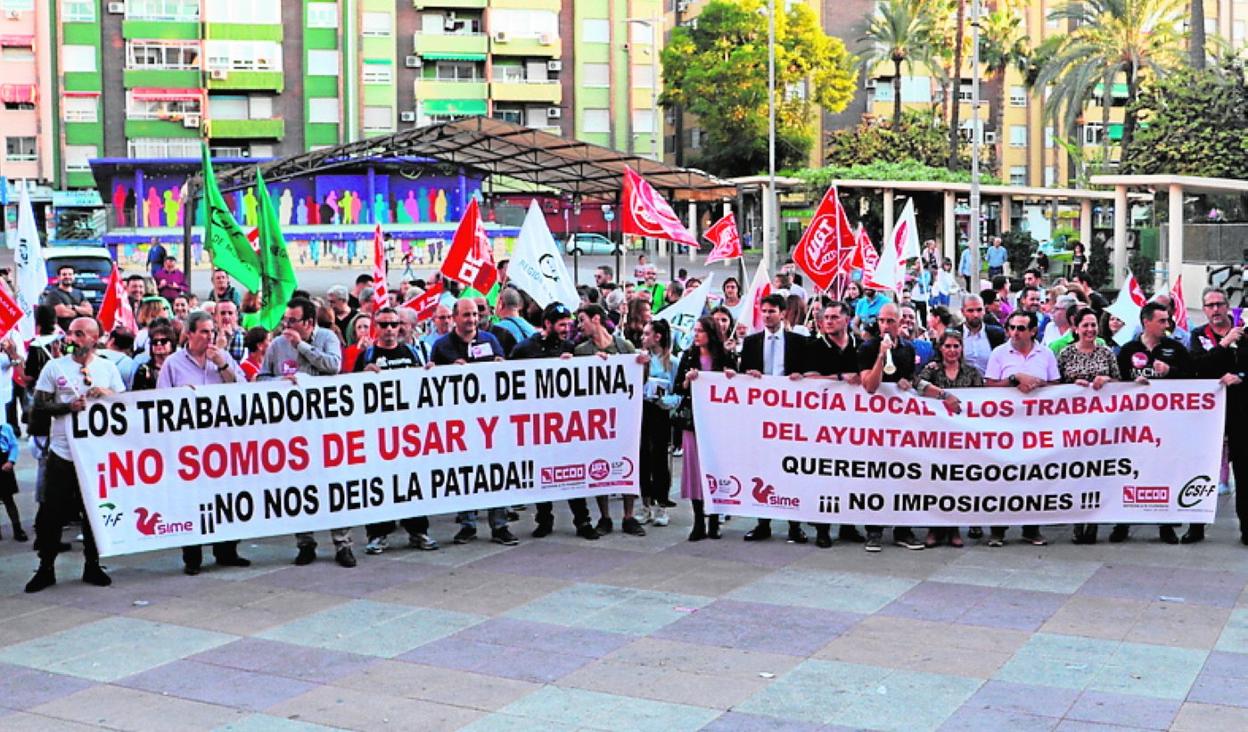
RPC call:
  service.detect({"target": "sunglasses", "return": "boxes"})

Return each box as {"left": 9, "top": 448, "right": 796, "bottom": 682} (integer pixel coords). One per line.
{"left": 377, "top": 321, "right": 401, "bottom": 328}
{"left": 80, "top": 366, "right": 92, "bottom": 387}
{"left": 1006, "top": 325, "right": 1031, "bottom": 332}
{"left": 151, "top": 338, "right": 171, "bottom": 346}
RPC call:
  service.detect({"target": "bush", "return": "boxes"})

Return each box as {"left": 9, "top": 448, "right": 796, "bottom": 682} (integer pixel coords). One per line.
{"left": 1087, "top": 237, "right": 1110, "bottom": 289}
{"left": 1001, "top": 229, "right": 1038, "bottom": 276}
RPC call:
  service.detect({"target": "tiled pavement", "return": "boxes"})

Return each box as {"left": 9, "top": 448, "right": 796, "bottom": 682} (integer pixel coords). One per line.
{"left": 1, "top": 458, "right": 1248, "bottom": 730}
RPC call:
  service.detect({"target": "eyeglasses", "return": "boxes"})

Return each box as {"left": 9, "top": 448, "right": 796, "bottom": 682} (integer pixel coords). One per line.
{"left": 1204, "top": 301, "right": 1229, "bottom": 309}
{"left": 1006, "top": 324, "right": 1031, "bottom": 332}
{"left": 151, "top": 338, "right": 171, "bottom": 346}
{"left": 377, "top": 321, "right": 401, "bottom": 328}
{"left": 280, "top": 318, "right": 307, "bottom": 328}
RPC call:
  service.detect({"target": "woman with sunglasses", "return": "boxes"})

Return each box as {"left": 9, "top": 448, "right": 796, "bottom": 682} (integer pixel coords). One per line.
{"left": 132, "top": 324, "right": 176, "bottom": 391}
{"left": 1059, "top": 307, "right": 1121, "bottom": 544}
{"left": 916, "top": 331, "right": 983, "bottom": 547}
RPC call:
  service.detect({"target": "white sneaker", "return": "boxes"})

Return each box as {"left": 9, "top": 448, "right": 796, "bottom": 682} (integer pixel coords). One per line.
{"left": 652, "top": 507, "right": 669, "bottom": 527}
{"left": 638, "top": 506, "right": 653, "bottom": 525}
{"left": 365, "top": 535, "right": 388, "bottom": 555}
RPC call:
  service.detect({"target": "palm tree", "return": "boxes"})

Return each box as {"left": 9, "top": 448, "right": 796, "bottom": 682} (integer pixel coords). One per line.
{"left": 1190, "top": 0, "right": 1206, "bottom": 70}
{"left": 1036, "top": 0, "right": 1185, "bottom": 154}
{"left": 946, "top": 0, "right": 967, "bottom": 170}
{"left": 859, "top": 0, "right": 937, "bottom": 130}
{"left": 978, "top": 7, "right": 1030, "bottom": 175}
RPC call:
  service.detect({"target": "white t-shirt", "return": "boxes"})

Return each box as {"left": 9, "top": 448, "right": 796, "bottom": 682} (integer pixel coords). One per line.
{"left": 35, "top": 354, "right": 126, "bottom": 460}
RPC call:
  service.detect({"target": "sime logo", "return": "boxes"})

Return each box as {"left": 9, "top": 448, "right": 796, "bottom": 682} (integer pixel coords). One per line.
{"left": 541, "top": 464, "right": 586, "bottom": 484}
{"left": 1123, "top": 486, "right": 1169, "bottom": 505}
{"left": 750, "top": 478, "right": 800, "bottom": 508}
{"left": 134, "top": 507, "right": 193, "bottom": 537}
{"left": 1177, "top": 475, "right": 1217, "bottom": 509}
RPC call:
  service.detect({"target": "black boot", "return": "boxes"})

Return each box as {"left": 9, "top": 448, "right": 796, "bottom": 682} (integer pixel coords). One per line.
{"left": 1181, "top": 524, "right": 1205, "bottom": 544}
{"left": 25, "top": 560, "right": 55, "bottom": 593}
{"left": 707, "top": 514, "right": 721, "bottom": 540}
{"left": 688, "top": 500, "right": 707, "bottom": 542}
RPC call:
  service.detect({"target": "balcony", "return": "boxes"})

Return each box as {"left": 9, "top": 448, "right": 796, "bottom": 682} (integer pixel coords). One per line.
{"left": 490, "top": 80, "right": 561, "bottom": 104}
{"left": 207, "top": 118, "right": 285, "bottom": 140}
{"left": 415, "top": 78, "right": 488, "bottom": 100}
{"left": 123, "top": 68, "right": 200, "bottom": 89}
{"left": 490, "top": 33, "right": 560, "bottom": 58}
{"left": 206, "top": 70, "right": 284, "bottom": 93}
{"left": 413, "top": 32, "right": 487, "bottom": 57}
{"left": 413, "top": 0, "right": 486, "bottom": 8}
{"left": 125, "top": 118, "right": 202, "bottom": 138}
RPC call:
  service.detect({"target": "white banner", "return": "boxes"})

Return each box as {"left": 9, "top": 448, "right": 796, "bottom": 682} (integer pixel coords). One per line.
{"left": 693, "top": 376, "right": 1225, "bottom": 526}
{"left": 69, "top": 356, "right": 643, "bottom": 556}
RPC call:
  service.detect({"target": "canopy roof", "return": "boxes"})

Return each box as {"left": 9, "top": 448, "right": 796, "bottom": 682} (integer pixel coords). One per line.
{"left": 212, "top": 117, "right": 737, "bottom": 202}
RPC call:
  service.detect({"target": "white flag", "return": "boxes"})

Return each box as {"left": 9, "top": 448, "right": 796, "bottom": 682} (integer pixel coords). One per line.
{"left": 735, "top": 260, "right": 771, "bottom": 333}
{"left": 656, "top": 274, "right": 714, "bottom": 351}
{"left": 1107, "top": 270, "right": 1146, "bottom": 346}
{"left": 509, "top": 200, "right": 580, "bottom": 311}
{"left": 895, "top": 198, "right": 921, "bottom": 261}
{"left": 14, "top": 183, "right": 46, "bottom": 341}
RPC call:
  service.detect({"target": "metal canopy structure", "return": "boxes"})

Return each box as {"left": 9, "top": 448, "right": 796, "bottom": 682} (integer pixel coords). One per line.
{"left": 210, "top": 117, "right": 737, "bottom": 202}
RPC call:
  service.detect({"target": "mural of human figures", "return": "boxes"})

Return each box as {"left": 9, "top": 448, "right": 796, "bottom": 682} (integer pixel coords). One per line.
{"left": 402, "top": 190, "right": 419, "bottom": 223}
{"left": 434, "top": 189, "right": 448, "bottom": 223}
{"left": 279, "top": 189, "right": 294, "bottom": 226}
{"left": 306, "top": 195, "right": 319, "bottom": 225}
{"left": 373, "top": 194, "right": 390, "bottom": 224}
{"left": 326, "top": 190, "right": 339, "bottom": 223}
{"left": 146, "top": 187, "right": 162, "bottom": 227}
{"left": 296, "top": 197, "right": 308, "bottom": 226}
{"left": 426, "top": 187, "right": 438, "bottom": 222}
{"left": 350, "top": 190, "right": 363, "bottom": 225}
{"left": 163, "top": 189, "right": 178, "bottom": 227}
{"left": 113, "top": 184, "right": 128, "bottom": 227}
{"left": 242, "top": 188, "right": 259, "bottom": 228}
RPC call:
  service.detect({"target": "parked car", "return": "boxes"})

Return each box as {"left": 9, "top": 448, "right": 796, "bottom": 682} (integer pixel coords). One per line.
{"left": 561, "top": 233, "right": 620, "bottom": 256}
{"left": 43, "top": 246, "right": 115, "bottom": 311}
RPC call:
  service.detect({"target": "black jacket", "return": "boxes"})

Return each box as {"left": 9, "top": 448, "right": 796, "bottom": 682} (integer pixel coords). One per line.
{"left": 738, "top": 329, "right": 809, "bottom": 376}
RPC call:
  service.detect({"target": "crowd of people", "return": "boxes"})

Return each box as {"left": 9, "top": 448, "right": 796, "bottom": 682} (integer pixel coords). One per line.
{"left": 6, "top": 239, "right": 1247, "bottom": 594}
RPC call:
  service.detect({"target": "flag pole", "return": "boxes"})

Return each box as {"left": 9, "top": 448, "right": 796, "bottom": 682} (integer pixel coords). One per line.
{"left": 182, "top": 176, "right": 198, "bottom": 292}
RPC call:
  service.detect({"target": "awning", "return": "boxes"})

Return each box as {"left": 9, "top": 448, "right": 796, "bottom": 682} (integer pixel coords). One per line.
{"left": 0, "top": 84, "right": 36, "bottom": 104}
{"left": 363, "top": 57, "right": 393, "bottom": 65}
{"left": 420, "top": 99, "right": 487, "bottom": 115}
{"left": 0, "top": 34, "right": 34, "bottom": 48}
{"left": 130, "top": 87, "right": 202, "bottom": 102}
{"left": 1108, "top": 123, "right": 1124, "bottom": 142}
{"left": 63, "top": 90, "right": 101, "bottom": 97}
{"left": 421, "top": 52, "right": 487, "bottom": 61}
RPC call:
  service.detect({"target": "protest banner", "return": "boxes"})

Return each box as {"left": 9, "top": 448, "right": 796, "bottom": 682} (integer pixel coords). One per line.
{"left": 68, "top": 356, "right": 643, "bottom": 556}
{"left": 693, "top": 375, "right": 1224, "bottom": 526}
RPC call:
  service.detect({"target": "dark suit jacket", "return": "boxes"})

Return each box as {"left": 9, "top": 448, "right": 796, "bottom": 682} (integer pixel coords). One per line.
{"left": 984, "top": 324, "right": 1006, "bottom": 350}
{"left": 739, "top": 329, "right": 809, "bottom": 376}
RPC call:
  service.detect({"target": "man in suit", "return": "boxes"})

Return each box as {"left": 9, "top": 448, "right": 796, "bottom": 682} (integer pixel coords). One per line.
{"left": 960, "top": 294, "right": 1005, "bottom": 376}
{"left": 730, "top": 293, "right": 811, "bottom": 544}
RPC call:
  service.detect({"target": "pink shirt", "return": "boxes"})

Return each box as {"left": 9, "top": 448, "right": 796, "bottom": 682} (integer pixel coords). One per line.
{"left": 985, "top": 341, "right": 1060, "bottom": 382}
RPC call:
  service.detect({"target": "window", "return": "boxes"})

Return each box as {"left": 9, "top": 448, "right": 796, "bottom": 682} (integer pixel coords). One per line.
{"left": 208, "top": 96, "right": 248, "bottom": 120}
{"left": 128, "top": 138, "right": 200, "bottom": 158}
{"left": 64, "top": 145, "right": 96, "bottom": 172}
{"left": 210, "top": 146, "right": 244, "bottom": 157}
{"left": 583, "top": 108, "right": 610, "bottom": 133}
{"left": 1009, "top": 166, "right": 1026, "bottom": 185}
{"left": 632, "top": 109, "right": 655, "bottom": 134}
{"left": 493, "top": 108, "right": 522, "bottom": 124}
{"left": 5, "top": 137, "right": 35, "bottom": 162}
{"left": 362, "top": 12, "right": 393, "bottom": 37}
{"left": 62, "top": 0, "right": 94, "bottom": 20}
{"left": 250, "top": 144, "right": 274, "bottom": 158}
{"left": 491, "top": 9, "right": 557, "bottom": 39}
{"left": 899, "top": 76, "right": 932, "bottom": 103}
{"left": 432, "top": 61, "right": 479, "bottom": 82}
{"left": 62, "top": 45, "right": 97, "bottom": 73}
{"left": 308, "top": 98, "right": 339, "bottom": 124}
{"left": 784, "top": 81, "right": 807, "bottom": 101}
{"left": 204, "top": 41, "right": 281, "bottom": 71}
{"left": 363, "top": 106, "right": 392, "bottom": 132}
{"left": 249, "top": 96, "right": 272, "bottom": 119}
{"left": 363, "top": 66, "right": 392, "bottom": 85}
{"left": 958, "top": 80, "right": 975, "bottom": 102}
{"left": 1044, "top": 126, "right": 1054, "bottom": 149}
{"left": 873, "top": 81, "right": 894, "bottom": 102}
{"left": 632, "top": 64, "right": 654, "bottom": 89}
{"left": 2, "top": 100, "right": 33, "bottom": 111}
{"left": 1009, "top": 125, "right": 1026, "bottom": 147}
{"left": 1, "top": 47, "right": 34, "bottom": 62}
{"left": 582, "top": 19, "right": 610, "bottom": 43}
{"left": 203, "top": 0, "right": 280, "bottom": 24}
{"left": 63, "top": 96, "right": 98, "bottom": 122}
{"left": 1083, "top": 123, "right": 1104, "bottom": 146}
{"left": 582, "top": 63, "right": 609, "bottom": 87}
{"left": 127, "top": 41, "right": 200, "bottom": 70}
{"left": 126, "top": 0, "right": 200, "bottom": 21}
{"left": 690, "top": 128, "right": 702, "bottom": 149}
{"left": 1044, "top": 166, "right": 1056, "bottom": 187}
{"left": 307, "top": 2, "right": 338, "bottom": 28}
{"left": 494, "top": 62, "right": 524, "bottom": 82}
{"left": 1009, "top": 85, "right": 1026, "bottom": 106}
{"left": 630, "top": 22, "right": 654, "bottom": 44}
{"left": 127, "top": 93, "right": 202, "bottom": 120}
{"left": 306, "top": 49, "right": 339, "bottom": 76}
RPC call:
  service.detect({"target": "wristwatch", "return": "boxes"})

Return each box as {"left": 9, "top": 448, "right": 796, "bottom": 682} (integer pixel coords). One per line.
{"left": 1008, "top": 375, "right": 1020, "bottom": 387}
{"left": 217, "top": 362, "right": 230, "bottom": 372}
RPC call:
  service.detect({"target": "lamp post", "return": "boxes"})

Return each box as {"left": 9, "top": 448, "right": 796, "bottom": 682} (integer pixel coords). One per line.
{"left": 764, "top": 0, "right": 777, "bottom": 275}
{"left": 624, "top": 16, "right": 662, "bottom": 162}
{"left": 969, "top": 0, "right": 983, "bottom": 293}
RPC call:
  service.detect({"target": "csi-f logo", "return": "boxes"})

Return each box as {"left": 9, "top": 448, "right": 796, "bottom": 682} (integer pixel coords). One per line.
{"left": 1178, "top": 475, "right": 1217, "bottom": 509}
{"left": 98, "top": 502, "right": 123, "bottom": 528}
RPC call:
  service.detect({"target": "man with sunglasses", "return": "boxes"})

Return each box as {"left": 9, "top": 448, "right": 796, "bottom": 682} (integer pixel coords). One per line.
{"left": 354, "top": 307, "right": 437, "bottom": 554}
{"left": 26, "top": 317, "right": 125, "bottom": 593}
{"left": 1188, "top": 287, "right": 1247, "bottom": 544}
{"left": 259, "top": 298, "right": 354, "bottom": 567}
{"left": 984, "top": 310, "right": 1060, "bottom": 547}
{"left": 156, "top": 311, "right": 249, "bottom": 574}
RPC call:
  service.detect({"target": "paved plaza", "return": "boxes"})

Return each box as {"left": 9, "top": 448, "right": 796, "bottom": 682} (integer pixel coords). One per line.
{"left": 1, "top": 453, "right": 1248, "bottom": 732}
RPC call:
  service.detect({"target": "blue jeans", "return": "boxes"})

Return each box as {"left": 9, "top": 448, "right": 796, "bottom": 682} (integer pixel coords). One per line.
{"left": 457, "top": 508, "right": 508, "bottom": 531}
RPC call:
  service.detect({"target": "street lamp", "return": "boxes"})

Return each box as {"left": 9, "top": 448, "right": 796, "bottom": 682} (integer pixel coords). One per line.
{"left": 624, "top": 16, "right": 661, "bottom": 163}
{"left": 763, "top": 0, "right": 777, "bottom": 275}
{"left": 969, "top": 0, "right": 983, "bottom": 293}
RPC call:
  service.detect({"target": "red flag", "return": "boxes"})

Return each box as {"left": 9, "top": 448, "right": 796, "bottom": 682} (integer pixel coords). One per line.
{"left": 98, "top": 264, "right": 137, "bottom": 334}
{"left": 402, "top": 282, "right": 445, "bottom": 322}
{"left": 793, "top": 185, "right": 857, "bottom": 291}
{"left": 1126, "top": 273, "right": 1147, "bottom": 306}
{"left": 440, "top": 198, "right": 498, "bottom": 292}
{"left": 370, "top": 225, "right": 389, "bottom": 337}
{"left": 621, "top": 168, "right": 698, "bottom": 247}
{"left": 0, "top": 284, "right": 21, "bottom": 341}
{"left": 703, "top": 214, "right": 742, "bottom": 265}
{"left": 1170, "top": 275, "right": 1188, "bottom": 330}
{"left": 854, "top": 225, "right": 880, "bottom": 280}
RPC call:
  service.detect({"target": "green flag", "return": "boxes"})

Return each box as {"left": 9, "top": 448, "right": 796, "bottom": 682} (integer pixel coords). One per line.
{"left": 200, "top": 144, "right": 261, "bottom": 293}
{"left": 244, "top": 169, "right": 298, "bottom": 331}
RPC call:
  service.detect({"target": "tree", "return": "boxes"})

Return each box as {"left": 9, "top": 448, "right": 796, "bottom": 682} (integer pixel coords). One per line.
{"left": 978, "top": 7, "right": 1030, "bottom": 176}
{"left": 857, "top": 0, "right": 936, "bottom": 131}
{"left": 661, "top": 0, "right": 856, "bottom": 177}
{"left": 1190, "top": 0, "right": 1206, "bottom": 70}
{"left": 1036, "top": 0, "right": 1185, "bottom": 153}
{"left": 1120, "top": 61, "right": 1248, "bottom": 177}
{"left": 946, "top": 0, "right": 966, "bottom": 170}
{"left": 824, "top": 110, "right": 959, "bottom": 168}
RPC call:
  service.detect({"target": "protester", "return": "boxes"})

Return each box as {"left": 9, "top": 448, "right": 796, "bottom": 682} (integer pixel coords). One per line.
{"left": 207, "top": 269, "right": 241, "bottom": 307}
{"left": 26, "top": 317, "right": 124, "bottom": 593}
{"left": 98, "top": 329, "right": 137, "bottom": 389}
{"left": 492, "top": 287, "right": 538, "bottom": 344}
{"left": 986, "top": 237, "right": 1007, "bottom": 278}
{"left": 340, "top": 316, "right": 374, "bottom": 373}
{"left": 42, "top": 265, "right": 93, "bottom": 331}
{"left": 640, "top": 319, "right": 679, "bottom": 527}
{"left": 721, "top": 277, "right": 742, "bottom": 311}
{"left": 421, "top": 305, "right": 453, "bottom": 353}
{"left": 239, "top": 326, "right": 268, "bottom": 382}
{"left": 126, "top": 274, "right": 148, "bottom": 314}
{"left": 477, "top": 297, "right": 517, "bottom": 355}
{"left": 674, "top": 316, "right": 733, "bottom": 541}
{"left": 623, "top": 298, "right": 651, "bottom": 348}
{"left": 853, "top": 288, "right": 889, "bottom": 330}
{"left": 0, "top": 409, "right": 26, "bottom": 542}
{"left": 326, "top": 285, "right": 361, "bottom": 345}
{"left": 131, "top": 323, "right": 175, "bottom": 390}
{"left": 984, "top": 310, "right": 1059, "bottom": 547}
{"left": 155, "top": 256, "right": 189, "bottom": 302}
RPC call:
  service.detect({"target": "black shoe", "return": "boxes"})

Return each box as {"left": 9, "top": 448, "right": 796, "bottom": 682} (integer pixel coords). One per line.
{"left": 838, "top": 526, "right": 865, "bottom": 543}
{"left": 865, "top": 534, "right": 883, "bottom": 553}
{"left": 743, "top": 525, "right": 772, "bottom": 542}
{"left": 596, "top": 517, "right": 614, "bottom": 536}
{"left": 1109, "top": 525, "right": 1130, "bottom": 543}
{"left": 183, "top": 564, "right": 201, "bottom": 576}
{"left": 787, "top": 527, "right": 808, "bottom": 544}
{"left": 622, "top": 517, "right": 646, "bottom": 536}
{"left": 1181, "top": 527, "right": 1205, "bottom": 544}
{"left": 894, "top": 534, "right": 925, "bottom": 551}
{"left": 491, "top": 527, "right": 519, "bottom": 546}
{"left": 82, "top": 563, "right": 111, "bottom": 587}
{"left": 659, "top": 500, "right": 678, "bottom": 508}
{"left": 688, "top": 523, "right": 706, "bottom": 542}
{"left": 575, "top": 523, "right": 600, "bottom": 541}
{"left": 13, "top": 528, "right": 27, "bottom": 542}
{"left": 967, "top": 527, "right": 984, "bottom": 540}
{"left": 707, "top": 516, "right": 721, "bottom": 540}
{"left": 506, "top": 511, "right": 520, "bottom": 522}
{"left": 24, "top": 567, "right": 55, "bottom": 593}
{"left": 532, "top": 523, "right": 553, "bottom": 539}
{"left": 57, "top": 542, "right": 72, "bottom": 552}
{"left": 335, "top": 547, "right": 357, "bottom": 568}
{"left": 1160, "top": 526, "right": 1179, "bottom": 545}
{"left": 216, "top": 555, "right": 251, "bottom": 568}
{"left": 453, "top": 527, "right": 477, "bottom": 544}
{"left": 815, "top": 532, "right": 833, "bottom": 549}
{"left": 294, "top": 545, "right": 317, "bottom": 565}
